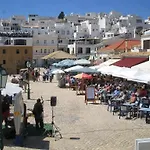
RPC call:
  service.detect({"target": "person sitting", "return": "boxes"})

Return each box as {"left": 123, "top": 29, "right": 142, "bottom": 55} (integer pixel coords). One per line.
{"left": 129, "top": 93, "right": 137, "bottom": 103}
{"left": 32, "top": 99, "right": 44, "bottom": 129}
{"left": 112, "top": 87, "right": 120, "bottom": 99}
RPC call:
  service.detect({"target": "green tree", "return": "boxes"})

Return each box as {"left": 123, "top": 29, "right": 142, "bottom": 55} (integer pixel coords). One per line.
{"left": 58, "top": 11, "right": 65, "bottom": 19}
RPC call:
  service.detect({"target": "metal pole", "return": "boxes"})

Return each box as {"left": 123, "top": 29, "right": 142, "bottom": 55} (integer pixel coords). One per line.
{"left": 27, "top": 68, "right": 30, "bottom": 99}
{"left": 0, "top": 90, "right": 4, "bottom": 150}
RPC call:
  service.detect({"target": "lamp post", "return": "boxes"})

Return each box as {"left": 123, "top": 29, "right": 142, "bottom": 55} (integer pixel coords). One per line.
{"left": 0, "top": 65, "right": 8, "bottom": 150}
{"left": 26, "top": 61, "right": 31, "bottom": 99}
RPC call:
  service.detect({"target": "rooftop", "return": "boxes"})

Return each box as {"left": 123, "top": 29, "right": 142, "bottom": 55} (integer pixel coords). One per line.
{"left": 98, "top": 39, "right": 140, "bottom": 52}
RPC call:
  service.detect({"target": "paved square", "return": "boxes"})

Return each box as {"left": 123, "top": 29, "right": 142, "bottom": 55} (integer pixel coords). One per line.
{"left": 4, "top": 79, "right": 150, "bottom": 150}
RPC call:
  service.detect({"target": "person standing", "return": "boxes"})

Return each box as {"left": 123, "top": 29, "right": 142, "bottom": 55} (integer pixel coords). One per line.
{"left": 32, "top": 99, "right": 44, "bottom": 129}
{"left": 2, "top": 98, "right": 10, "bottom": 128}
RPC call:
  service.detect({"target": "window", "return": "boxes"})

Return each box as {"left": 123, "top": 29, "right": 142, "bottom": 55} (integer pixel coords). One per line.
{"left": 36, "top": 40, "right": 39, "bottom": 44}
{"left": 44, "top": 49, "right": 47, "bottom": 53}
{"left": 51, "top": 40, "right": 54, "bottom": 44}
{"left": 136, "top": 19, "right": 142, "bottom": 23}
{"left": 41, "top": 27, "right": 44, "bottom": 29}
{"left": 25, "top": 49, "right": 28, "bottom": 54}
{"left": 2, "top": 49, "right": 6, "bottom": 54}
{"left": 16, "top": 49, "right": 19, "bottom": 54}
{"left": 78, "top": 47, "right": 83, "bottom": 54}
{"left": 32, "top": 19, "right": 35, "bottom": 21}
{"left": 143, "top": 40, "right": 150, "bottom": 49}
{"left": 58, "top": 40, "right": 62, "bottom": 43}
{"left": 53, "top": 49, "right": 55, "bottom": 52}
{"left": 67, "top": 31, "right": 70, "bottom": 35}
{"left": 36, "top": 50, "right": 38, "bottom": 53}
{"left": 61, "top": 30, "right": 65, "bottom": 35}
{"left": 14, "top": 39, "right": 26, "bottom": 45}
{"left": 3, "top": 60, "right": 6, "bottom": 64}
{"left": 41, "top": 49, "right": 43, "bottom": 53}
{"left": 44, "top": 40, "right": 47, "bottom": 44}
{"left": 86, "top": 47, "right": 91, "bottom": 54}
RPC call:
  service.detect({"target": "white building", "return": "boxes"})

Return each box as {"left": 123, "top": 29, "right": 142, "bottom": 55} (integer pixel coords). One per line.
{"left": 68, "top": 39, "right": 100, "bottom": 58}
{"left": 33, "top": 33, "right": 58, "bottom": 66}
{"left": 141, "top": 30, "right": 150, "bottom": 51}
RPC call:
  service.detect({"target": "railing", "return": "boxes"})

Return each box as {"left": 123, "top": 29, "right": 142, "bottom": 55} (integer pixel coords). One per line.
{"left": 0, "top": 32, "right": 33, "bottom": 37}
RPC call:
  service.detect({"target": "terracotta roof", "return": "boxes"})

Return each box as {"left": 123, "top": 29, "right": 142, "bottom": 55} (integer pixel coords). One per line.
{"left": 98, "top": 40, "right": 141, "bottom": 52}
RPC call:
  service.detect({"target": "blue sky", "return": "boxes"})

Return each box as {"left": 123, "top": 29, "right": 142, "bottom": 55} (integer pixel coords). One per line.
{"left": 0, "top": 0, "right": 150, "bottom": 19}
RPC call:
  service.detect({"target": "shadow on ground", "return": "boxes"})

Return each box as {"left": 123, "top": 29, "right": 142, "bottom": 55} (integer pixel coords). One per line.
{"left": 3, "top": 124, "right": 52, "bottom": 149}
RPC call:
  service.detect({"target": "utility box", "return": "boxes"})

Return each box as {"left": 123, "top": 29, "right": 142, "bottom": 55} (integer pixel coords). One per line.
{"left": 135, "top": 138, "right": 150, "bottom": 150}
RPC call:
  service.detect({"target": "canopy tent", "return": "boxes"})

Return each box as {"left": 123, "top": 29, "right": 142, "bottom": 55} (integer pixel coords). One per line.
{"left": 74, "top": 73, "right": 92, "bottom": 79}
{"left": 90, "top": 59, "right": 120, "bottom": 70}
{"left": 64, "top": 65, "right": 83, "bottom": 72}
{"left": 41, "top": 51, "right": 77, "bottom": 59}
{"left": 131, "top": 60, "right": 150, "bottom": 73}
{"left": 69, "top": 67, "right": 98, "bottom": 73}
{"left": 112, "top": 57, "right": 148, "bottom": 68}
{"left": 122, "top": 68, "right": 144, "bottom": 80}
{"left": 98, "top": 64, "right": 150, "bottom": 84}
{"left": 74, "top": 59, "right": 91, "bottom": 65}
{"left": 97, "top": 65, "right": 123, "bottom": 75}
{"left": 2, "top": 83, "right": 23, "bottom": 96}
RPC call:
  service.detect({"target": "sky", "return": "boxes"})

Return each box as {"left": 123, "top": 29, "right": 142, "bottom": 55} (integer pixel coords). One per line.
{"left": 0, "top": 0, "right": 150, "bottom": 19}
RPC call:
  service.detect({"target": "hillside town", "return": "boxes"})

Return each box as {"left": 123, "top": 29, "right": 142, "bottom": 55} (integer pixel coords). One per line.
{"left": 1, "top": 10, "right": 150, "bottom": 150}
{"left": 0, "top": 11, "right": 150, "bottom": 73}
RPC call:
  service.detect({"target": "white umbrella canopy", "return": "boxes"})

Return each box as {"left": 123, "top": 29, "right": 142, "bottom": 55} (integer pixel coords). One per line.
{"left": 69, "top": 67, "right": 98, "bottom": 73}
{"left": 74, "top": 59, "right": 91, "bottom": 65}
{"left": 51, "top": 69, "right": 64, "bottom": 74}
{"left": 2, "top": 83, "right": 23, "bottom": 96}
{"left": 64, "top": 65, "right": 84, "bottom": 72}
{"left": 89, "top": 65, "right": 100, "bottom": 70}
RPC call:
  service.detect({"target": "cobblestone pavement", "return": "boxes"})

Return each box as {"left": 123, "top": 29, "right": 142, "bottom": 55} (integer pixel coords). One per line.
{"left": 4, "top": 79, "right": 150, "bottom": 150}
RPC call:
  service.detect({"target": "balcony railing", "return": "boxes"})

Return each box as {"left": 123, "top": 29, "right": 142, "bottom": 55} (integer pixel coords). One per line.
{"left": 0, "top": 31, "right": 33, "bottom": 37}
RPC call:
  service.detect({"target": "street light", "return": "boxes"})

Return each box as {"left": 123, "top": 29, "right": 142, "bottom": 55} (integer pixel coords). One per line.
{"left": 0, "top": 65, "right": 8, "bottom": 150}
{"left": 26, "top": 61, "right": 31, "bottom": 99}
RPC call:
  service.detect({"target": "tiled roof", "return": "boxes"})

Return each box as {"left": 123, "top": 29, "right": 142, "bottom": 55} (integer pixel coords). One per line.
{"left": 41, "top": 50, "right": 77, "bottom": 59}
{"left": 98, "top": 39, "right": 141, "bottom": 52}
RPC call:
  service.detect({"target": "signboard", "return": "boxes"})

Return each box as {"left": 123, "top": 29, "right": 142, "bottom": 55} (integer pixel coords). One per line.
{"left": 85, "top": 86, "right": 95, "bottom": 104}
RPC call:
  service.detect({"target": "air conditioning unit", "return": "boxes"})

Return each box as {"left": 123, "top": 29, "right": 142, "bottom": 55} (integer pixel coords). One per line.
{"left": 135, "top": 138, "right": 150, "bottom": 150}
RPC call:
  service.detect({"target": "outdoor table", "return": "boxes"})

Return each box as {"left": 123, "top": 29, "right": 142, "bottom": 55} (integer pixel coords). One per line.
{"left": 123, "top": 102, "right": 138, "bottom": 118}
{"left": 111, "top": 98, "right": 124, "bottom": 102}
{"left": 110, "top": 98, "right": 124, "bottom": 113}
{"left": 139, "top": 108, "right": 150, "bottom": 123}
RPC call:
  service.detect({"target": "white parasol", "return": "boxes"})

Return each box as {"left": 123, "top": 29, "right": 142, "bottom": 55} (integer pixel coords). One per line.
{"left": 1, "top": 82, "right": 23, "bottom": 96}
